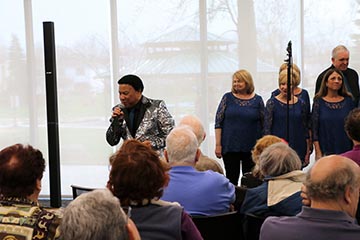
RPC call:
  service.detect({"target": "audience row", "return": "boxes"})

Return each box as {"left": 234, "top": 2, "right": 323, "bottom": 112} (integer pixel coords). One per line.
{"left": 1, "top": 111, "right": 359, "bottom": 239}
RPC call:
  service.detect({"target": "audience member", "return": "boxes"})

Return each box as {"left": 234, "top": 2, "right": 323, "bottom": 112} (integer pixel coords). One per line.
{"left": 240, "top": 142, "right": 305, "bottom": 217}
{"left": 312, "top": 68, "right": 355, "bottom": 160}
{"left": 178, "top": 115, "right": 224, "bottom": 174}
{"left": 265, "top": 69, "right": 311, "bottom": 166}
{"left": 341, "top": 108, "right": 360, "bottom": 166}
{"left": 315, "top": 45, "right": 359, "bottom": 107}
{"left": 106, "top": 74, "right": 175, "bottom": 154}
{"left": 260, "top": 155, "right": 360, "bottom": 240}
{"left": 0, "top": 144, "right": 61, "bottom": 239}
{"left": 108, "top": 139, "right": 202, "bottom": 240}
{"left": 162, "top": 126, "right": 235, "bottom": 216}
{"left": 241, "top": 135, "right": 284, "bottom": 188}
{"left": 215, "top": 69, "right": 264, "bottom": 185}
{"left": 60, "top": 189, "right": 140, "bottom": 240}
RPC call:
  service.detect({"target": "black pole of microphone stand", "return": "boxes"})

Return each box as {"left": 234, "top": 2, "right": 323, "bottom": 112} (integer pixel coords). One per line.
{"left": 286, "top": 63, "right": 291, "bottom": 142}
{"left": 286, "top": 41, "right": 292, "bottom": 143}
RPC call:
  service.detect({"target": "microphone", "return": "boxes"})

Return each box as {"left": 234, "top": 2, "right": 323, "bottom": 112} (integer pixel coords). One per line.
{"left": 110, "top": 105, "right": 124, "bottom": 123}
{"left": 286, "top": 41, "right": 292, "bottom": 57}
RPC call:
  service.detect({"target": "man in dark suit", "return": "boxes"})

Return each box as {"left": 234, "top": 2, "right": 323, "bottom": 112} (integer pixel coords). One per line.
{"left": 315, "top": 45, "right": 359, "bottom": 107}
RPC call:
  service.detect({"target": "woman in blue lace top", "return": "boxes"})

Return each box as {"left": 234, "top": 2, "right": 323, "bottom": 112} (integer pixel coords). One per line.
{"left": 265, "top": 69, "right": 311, "bottom": 167}
{"left": 215, "top": 69, "right": 264, "bottom": 186}
{"left": 271, "top": 63, "right": 311, "bottom": 120}
{"left": 312, "top": 68, "right": 355, "bottom": 160}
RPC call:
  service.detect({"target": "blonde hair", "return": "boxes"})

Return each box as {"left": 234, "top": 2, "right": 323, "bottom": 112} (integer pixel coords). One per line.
{"left": 232, "top": 69, "right": 255, "bottom": 94}
{"left": 278, "top": 69, "right": 300, "bottom": 87}
{"left": 279, "top": 63, "right": 300, "bottom": 74}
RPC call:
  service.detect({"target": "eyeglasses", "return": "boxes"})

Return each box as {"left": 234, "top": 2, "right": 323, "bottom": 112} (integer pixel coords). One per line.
{"left": 121, "top": 206, "right": 132, "bottom": 223}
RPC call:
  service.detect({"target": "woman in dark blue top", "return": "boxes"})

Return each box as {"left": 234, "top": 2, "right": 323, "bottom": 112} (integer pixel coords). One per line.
{"left": 265, "top": 69, "right": 310, "bottom": 166}
{"left": 215, "top": 69, "right": 264, "bottom": 186}
{"left": 312, "top": 68, "right": 355, "bottom": 160}
{"left": 271, "top": 63, "right": 311, "bottom": 129}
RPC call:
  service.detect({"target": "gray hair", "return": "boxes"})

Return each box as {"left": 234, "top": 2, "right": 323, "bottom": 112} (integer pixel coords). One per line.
{"left": 305, "top": 157, "right": 360, "bottom": 202}
{"left": 259, "top": 142, "right": 302, "bottom": 177}
{"left": 166, "top": 126, "right": 199, "bottom": 164}
{"left": 332, "top": 45, "right": 349, "bottom": 58}
{"left": 178, "top": 115, "right": 205, "bottom": 146}
{"left": 60, "top": 189, "right": 128, "bottom": 240}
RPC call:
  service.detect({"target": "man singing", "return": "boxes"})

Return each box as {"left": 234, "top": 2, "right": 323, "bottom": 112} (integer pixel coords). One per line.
{"left": 106, "top": 74, "right": 174, "bottom": 153}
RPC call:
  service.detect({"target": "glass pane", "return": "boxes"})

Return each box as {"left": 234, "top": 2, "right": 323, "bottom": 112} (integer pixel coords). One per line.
{"left": 0, "top": 1, "right": 28, "bottom": 147}
{"left": 303, "top": 0, "right": 359, "bottom": 99}
{"left": 32, "top": 0, "right": 111, "bottom": 195}
{"left": 2, "top": 0, "right": 360, "bottom": 199}
{"left": 117, "top": 0, "right": 199, "bottom": 123}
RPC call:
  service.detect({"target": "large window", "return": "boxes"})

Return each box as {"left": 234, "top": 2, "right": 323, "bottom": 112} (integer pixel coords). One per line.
{"left": 1, "top": 0, "right": 359, "bottom": 196}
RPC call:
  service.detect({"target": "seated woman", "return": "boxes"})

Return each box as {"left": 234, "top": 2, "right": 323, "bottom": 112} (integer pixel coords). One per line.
{"left": 107, "top": 139, "right": 203, "bottom": 240}
{"left": 240, "top": 142, "right": 305, "bottom": 217}
{"left": 241, "top": 135, "right": 284, "bottom": 188}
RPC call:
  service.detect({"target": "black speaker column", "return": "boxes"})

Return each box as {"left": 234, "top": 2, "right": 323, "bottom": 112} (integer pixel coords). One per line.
{"left": 43, "top": 22, "right": 61, "bottom": 208}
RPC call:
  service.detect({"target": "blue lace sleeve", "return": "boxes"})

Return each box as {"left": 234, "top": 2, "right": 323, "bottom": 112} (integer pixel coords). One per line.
{"left": 264, "top": 98, "right": 275, "bottom": 135}
{"left": 214, "top": 94, "right": 228, "bottom": 129}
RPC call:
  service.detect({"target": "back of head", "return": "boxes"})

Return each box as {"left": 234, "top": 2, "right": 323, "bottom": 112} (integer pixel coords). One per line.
{"left": 251, "top": 135, "right": 283, "bottom": 177}
{"left": 252, "top": 135, "right": 284, "bottom": 164}
{"left": 0, "top": 144, "right": 45, "bottom": 198}
{"left": 60, "top": 189, "right": 128, "bottom": 240}
{"left": 195, "top": 157, "right": 224, "bottom": 174}
{"left": 108, "top": 140, "right": 169, "bottom": 205}
{"left": 305, "top": 155, "right": 360, "bottom": 204}
{"left": 165, "top": 126, "right": 199, "bottom": 164}
{"left": 117, "top": 74, "right": 144, "bottom": 92}
{"left": 178, "top": 115, "right": 205, "bottom": 146}
{"left": 259, "top": 142, "right": 302, "bottom": 177}
{"left": 345, "top": 108, "right": 360, "bottom": 142}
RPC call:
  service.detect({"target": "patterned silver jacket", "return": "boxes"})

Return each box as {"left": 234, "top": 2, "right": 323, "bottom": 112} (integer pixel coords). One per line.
{"left": 106, "top": 96, "right": 175, "bottom": 151}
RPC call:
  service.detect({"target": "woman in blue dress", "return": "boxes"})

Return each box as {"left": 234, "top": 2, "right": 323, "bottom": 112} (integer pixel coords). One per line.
{"left": 312, "top": 68, "right": 355, "bottom": 160}
{"left": 265, "top": 69, "right": 310, "bottom": 167}
{"left": 271, "top": 63, "right": 311, "bottom": 116}
{"left": 215, "top": 69, "right": 264, "bottom": 186}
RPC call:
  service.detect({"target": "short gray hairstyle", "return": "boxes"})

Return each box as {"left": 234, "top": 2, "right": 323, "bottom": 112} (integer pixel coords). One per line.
{"left": 259, "top": 142, "right": 302, "bottom": 177}
{"left": 60, "top": 189, "right": 128, "bottom": 240}
{"left": 332, "top": 45, "right": 349, "bottom": 58}
{"left": 166, "top": 126, "right": 199, "bottom": 164}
